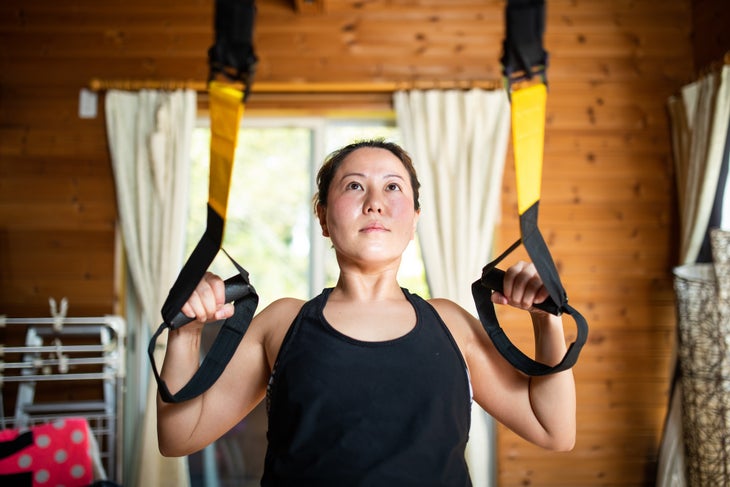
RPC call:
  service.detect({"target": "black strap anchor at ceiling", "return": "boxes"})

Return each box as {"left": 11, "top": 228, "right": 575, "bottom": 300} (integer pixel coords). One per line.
{"left": 208, "top": 0, "right": 259, "bottom": 101}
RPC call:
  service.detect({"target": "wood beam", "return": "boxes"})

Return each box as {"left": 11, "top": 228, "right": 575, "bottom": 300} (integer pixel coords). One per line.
{"left": 88, "top": 78, "right": 502, "bottom": 94}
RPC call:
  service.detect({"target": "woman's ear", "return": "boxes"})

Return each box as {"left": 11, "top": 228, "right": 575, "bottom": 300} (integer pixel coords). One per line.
{"left": 411, "top": 209, "right": 420, "bottom": 240}
{"left": 316, "top": 203, "right": 329, "bottom": 237}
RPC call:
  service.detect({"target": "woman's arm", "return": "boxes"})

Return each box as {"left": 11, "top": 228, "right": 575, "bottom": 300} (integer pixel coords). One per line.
{"left": 492, "top": 260, "right": 576, "bottom": 450}
{"left": 156, "top": 272, "right": 269, "bottom": 457}
{"left": 519, "top": 309, "right": 576, "bottom": 451}
{"left": 433, "top": 261, "right": 576, "bottom": 451}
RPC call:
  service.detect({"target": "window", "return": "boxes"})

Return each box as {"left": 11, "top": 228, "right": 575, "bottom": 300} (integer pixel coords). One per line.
{"left": 185, "top": 116, "right": 429, "bottom": 486}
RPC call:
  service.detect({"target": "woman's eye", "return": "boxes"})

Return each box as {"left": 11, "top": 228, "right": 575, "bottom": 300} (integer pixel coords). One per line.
{"left": 386, "top": 183, "right": 401, "bottom": 191}
{"left": 347, "top": 181, "right": 362, "bottom": 190}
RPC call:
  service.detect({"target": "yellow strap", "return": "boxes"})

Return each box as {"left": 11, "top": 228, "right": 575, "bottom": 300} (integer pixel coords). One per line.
{"left": 510, "top": 83, "right": 547, "bottom": 215}
{"left": 208, "top": 81, "right": 245, "bottom": 220}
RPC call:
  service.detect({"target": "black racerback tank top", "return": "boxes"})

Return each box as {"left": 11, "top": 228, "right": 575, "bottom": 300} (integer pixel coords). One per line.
{"left": 262, "top": 288, "right": 472, "bottom": 486}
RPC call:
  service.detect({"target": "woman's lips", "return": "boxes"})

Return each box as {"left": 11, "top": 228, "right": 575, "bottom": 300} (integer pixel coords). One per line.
{"left": 360, "top": 222, "right": 388, "bottom": 232}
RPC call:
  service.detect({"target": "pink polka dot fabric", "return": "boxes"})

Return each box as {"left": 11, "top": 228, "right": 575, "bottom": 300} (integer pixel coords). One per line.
{"left": 0, "top": 418, "right": 93, "bottom": 486}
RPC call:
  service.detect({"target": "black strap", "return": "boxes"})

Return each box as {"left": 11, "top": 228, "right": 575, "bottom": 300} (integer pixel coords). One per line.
{"left": 149, "top": 259, "right": 258, "bottom": 403}
{"left": 518, "top": 203, "right": 566, "bottom": 307}
{"left": 149, "top": 206, "right": 259, "bottom": 403}
{"left": 471, "top": 279, "right": 587, "bottom": 376}
{"left": 472, "top": 203, "right": 588, "bottom": 376}
{"left": 161, "top": 205, "right": 224, "bottom": 325}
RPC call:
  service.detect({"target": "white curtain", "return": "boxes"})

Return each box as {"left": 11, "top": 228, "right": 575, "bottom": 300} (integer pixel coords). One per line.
{"left": 657, "top": 65, "right": 730, "bottom": 486}
{"left": 670, "top": 65, "right": 730, "bottom": 265}
{"left": 105, "top": 89, "right": 196, "bottom": 487}
{"left": 394, "top": 89, "right": 511, "bottom": 487}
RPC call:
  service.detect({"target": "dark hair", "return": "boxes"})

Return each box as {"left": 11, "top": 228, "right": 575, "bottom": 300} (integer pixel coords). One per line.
{"left": 313, "top": 139, "right": 421, "bottom": 213}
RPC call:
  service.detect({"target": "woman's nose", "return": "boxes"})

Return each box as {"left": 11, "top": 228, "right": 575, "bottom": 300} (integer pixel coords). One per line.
{"left": 363, "top": 192, "right": 383, "bottom": 213}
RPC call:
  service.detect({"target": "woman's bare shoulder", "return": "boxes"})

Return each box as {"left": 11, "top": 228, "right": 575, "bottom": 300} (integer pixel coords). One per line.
{"left": 427, "top": 297, "right": 472, "bottom": 325}
{"left": 253, "top": 297, "right": 307, "bottom": 335}
{"left": 426, "top": 297, "right": 486, "bottom": 354}
{"left": 253, "top": 297, "right": 307, "bottom": 367}
{"left": 263, "top": 296, "right": 307, "bottom": 315}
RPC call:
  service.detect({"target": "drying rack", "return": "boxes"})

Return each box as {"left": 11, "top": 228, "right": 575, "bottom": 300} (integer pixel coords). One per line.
{"left": 0, "top": 308, "right": 126, "bottom": 484}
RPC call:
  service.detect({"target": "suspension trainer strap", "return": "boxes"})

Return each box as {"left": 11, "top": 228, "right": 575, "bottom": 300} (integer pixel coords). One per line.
{"left": 472, "top": 0, "right": 588, "bottom": 376}
{"left": 149, "top": 0, "right": 259, "bottom": 403}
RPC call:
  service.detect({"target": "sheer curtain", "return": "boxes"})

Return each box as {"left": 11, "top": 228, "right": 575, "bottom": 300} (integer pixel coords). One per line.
{"left": 394, "top": 89, "right": 511, "bottom": 487}
{"left": 657, "top": 64, "right": 730, "bottom": 486}
{"left": 105, "top": 89, "right": 196, "bottom": 487}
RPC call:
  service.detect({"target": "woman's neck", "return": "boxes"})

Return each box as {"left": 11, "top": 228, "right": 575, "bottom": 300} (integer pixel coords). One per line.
{"left": 331, "top": 269, "right": 404, "bottom": 302}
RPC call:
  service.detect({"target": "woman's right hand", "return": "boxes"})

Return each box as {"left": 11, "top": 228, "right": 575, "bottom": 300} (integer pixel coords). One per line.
{"left": 180, "top": 272, "right": 236, "bottom": 328}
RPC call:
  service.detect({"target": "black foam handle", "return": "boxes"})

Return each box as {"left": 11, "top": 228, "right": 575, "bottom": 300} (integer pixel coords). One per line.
{"left": 167, "top": 274, "right": 253, "bottom": 329}
{"left": 480, "top": 267, "right": 562, "bottom": 316}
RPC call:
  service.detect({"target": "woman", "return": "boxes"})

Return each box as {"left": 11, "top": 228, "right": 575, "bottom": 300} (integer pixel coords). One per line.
{"left": 157, "top": 139, "right": 575, "bottom": 486}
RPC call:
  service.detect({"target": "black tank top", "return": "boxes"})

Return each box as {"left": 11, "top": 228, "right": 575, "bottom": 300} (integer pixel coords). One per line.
{"left": 262, "top": 288, "right": 472, "bottom": 487}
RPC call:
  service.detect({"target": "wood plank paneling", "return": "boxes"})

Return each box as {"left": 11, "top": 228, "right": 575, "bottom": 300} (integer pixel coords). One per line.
{"left": 1, "top": 0, "right": 724, "bottom": 485}
{"left": 691, "top": 0, "right": 730, "bottom": 70}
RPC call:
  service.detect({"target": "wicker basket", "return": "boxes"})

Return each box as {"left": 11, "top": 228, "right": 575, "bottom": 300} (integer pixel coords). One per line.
{"left": 673, "top": 229, "right": 730, "bottom": 486}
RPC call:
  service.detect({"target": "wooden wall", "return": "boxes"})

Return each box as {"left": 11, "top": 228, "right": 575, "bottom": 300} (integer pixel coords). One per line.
{"left": 691, "top": 0, "right": 730, "bottom": 71}
{"left": 1, "top": 0, "right": 726, "bottom": 485}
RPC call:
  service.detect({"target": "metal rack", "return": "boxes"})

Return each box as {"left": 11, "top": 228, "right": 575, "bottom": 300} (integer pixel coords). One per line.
{"left": 0, "top": 314, "right": 126, "bottom": 484}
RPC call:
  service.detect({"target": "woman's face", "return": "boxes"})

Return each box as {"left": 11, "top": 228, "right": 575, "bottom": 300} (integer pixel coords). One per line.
{"left": 317, "top": 147, "right": 420, "bottom": 270}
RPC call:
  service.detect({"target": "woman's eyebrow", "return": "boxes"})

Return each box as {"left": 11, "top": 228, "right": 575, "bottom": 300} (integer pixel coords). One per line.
{"left": 339, "top": 172, "right": 366, "bottom": 181}
{"left": 339, "top": 172, "right": 405, "bottom": 181}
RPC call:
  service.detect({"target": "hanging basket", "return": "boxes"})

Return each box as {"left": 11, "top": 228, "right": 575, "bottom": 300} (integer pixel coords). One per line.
{"left": 673, "top": 229, "right": 730, "bottom": 486}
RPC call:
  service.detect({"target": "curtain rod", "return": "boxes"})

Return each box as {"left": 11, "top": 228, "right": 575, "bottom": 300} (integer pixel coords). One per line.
{"left": 88, "top": 78, "right": 502, "bottom": 93}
